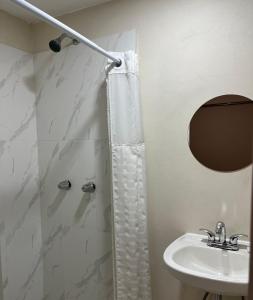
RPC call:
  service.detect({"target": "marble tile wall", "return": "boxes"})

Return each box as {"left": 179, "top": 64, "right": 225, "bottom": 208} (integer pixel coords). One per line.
{"left": 0, "top": 43, "right": 43, "bottom": 300}
{"left": 34, "top": 31, "right": 136, "bottom": 300}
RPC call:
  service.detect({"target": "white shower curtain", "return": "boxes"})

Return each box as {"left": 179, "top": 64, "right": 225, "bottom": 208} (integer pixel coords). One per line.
{"left": 106, "top": 51, "right": 152, "bottom": 300}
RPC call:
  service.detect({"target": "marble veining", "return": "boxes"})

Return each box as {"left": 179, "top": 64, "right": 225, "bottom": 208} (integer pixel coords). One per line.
{"left": 0, "top": 43, "right": 43, "bottom": 300}
{"left": 34, "top": 31, "right": 136, "bottom": 300}
{"left": 0, "top": 30, "right": 136, "bottom": 300}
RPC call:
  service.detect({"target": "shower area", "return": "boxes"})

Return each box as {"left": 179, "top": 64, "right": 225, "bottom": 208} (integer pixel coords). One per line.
{"left": 0, "top": 1, "right": 151, "bottom": 300}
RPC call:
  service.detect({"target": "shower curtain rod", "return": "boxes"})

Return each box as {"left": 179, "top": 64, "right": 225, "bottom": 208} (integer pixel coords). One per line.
{"left": 10, "top": 0, "right": 122, "bottom": 66}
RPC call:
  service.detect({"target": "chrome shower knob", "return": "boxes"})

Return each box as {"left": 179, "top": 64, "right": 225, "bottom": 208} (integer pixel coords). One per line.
{"left": 58, "top": 180, "right": 72, "bottom": 190}
{"left": 81, "top": 182, "right": 96, "bottom": 193}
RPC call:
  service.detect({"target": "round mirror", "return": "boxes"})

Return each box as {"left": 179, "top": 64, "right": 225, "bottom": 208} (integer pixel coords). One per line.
{"left": 189, "top": 94, "right": 253, "bottom": 172}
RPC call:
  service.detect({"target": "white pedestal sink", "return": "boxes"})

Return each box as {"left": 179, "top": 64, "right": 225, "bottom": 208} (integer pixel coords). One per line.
{"left": 163, "top": 233, "right": 249, "bottom": 296}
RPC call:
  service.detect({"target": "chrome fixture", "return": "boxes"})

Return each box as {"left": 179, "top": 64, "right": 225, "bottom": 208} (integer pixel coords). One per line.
{"left": 11, "top": 0, "right": 122, "bottom": 66}
{"left": 215, "top": 221, "right": 226, "bottom": 244}
{"left": 199, "top": 228, "right": 215, "bottom": 242}
{"left": 81, "top": 182, "right": 96, "bottom": 193}
{"left": 49, "top": 33, "right": 79, "bottom": 53}
{"left": 58, "top": 180, "right": 71, "bottom": 190}
{"left": 229, "top": 234, "right": 248, "bottom": 246}
{"left": 200, "top": 221, "right": 248, "bottom": 251}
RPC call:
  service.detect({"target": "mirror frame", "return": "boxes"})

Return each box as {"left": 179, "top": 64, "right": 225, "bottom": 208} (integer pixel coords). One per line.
{"left": 189, "top": 94, "right": 253, "bottom": 172}
{"left": 250, "top": 171, "right": 253, "bottom": 296}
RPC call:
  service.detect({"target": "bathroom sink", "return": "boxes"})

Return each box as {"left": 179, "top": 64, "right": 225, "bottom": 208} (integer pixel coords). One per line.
{"left": 163, "top": 233, "right": 249, "bottom": 296}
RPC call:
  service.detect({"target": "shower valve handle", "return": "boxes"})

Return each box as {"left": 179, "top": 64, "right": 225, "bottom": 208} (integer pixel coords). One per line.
{"left": 58, "top": 180, "right": 71, "bottom": 190}
{"left": 82, "top": 182, "right": 96, "bottom": 193}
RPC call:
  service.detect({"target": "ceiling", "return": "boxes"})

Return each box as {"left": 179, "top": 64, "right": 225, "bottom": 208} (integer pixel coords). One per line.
{"left": 0, "top": 0, "right": 112, "bottom": 23}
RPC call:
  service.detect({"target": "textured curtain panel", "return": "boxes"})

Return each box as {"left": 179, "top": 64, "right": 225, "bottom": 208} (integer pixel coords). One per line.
{"left": 106, "top": 51, "right": 152, "bottom": 300}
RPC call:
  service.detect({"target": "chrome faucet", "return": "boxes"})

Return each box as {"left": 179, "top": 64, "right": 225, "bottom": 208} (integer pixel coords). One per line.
{"left": 199, "top": 228, "right": 215, "bottom": 242}
{"left": 200, "top": 221, "right": 248, "bottom": 251}
{"left": 215, "top": 221, "right": 226, "bottom": 244}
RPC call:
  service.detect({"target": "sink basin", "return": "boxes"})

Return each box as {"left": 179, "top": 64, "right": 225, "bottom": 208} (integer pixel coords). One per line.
{"left": 163, "top": 233, "right": 249, "bottom": 296}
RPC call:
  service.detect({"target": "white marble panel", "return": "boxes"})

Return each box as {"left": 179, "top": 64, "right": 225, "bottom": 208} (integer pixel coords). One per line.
{"left": 0, "top": 43, "right": 43, "bottom": 300}
{"left": 34, "top": 30, "right": 136, "bottom": 300}
{"left": 0, "top": 29, "right": 136, "bottom": 300}
{"left": 0, "top": 44, "right": 37, "bottom": 144}
{"left": 37, "top": 139, "right": 112, "bottom": 300}
{"left": 34, "top": 31, "right": 136, "bottom": 142}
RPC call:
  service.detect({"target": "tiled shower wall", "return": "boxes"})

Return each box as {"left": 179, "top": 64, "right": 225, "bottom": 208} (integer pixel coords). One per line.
{"left": 0, "top": 30, "right": 135, "bottom": 300}
{"left": 0, "top": 44, "right": 43, "bottom": 300}
{"left": 34, "top": 31, "right": 136, "bottom": 300}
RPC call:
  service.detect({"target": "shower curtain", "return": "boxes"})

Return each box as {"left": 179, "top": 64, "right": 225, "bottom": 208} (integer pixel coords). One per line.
{"left": 106, "top": 51, "right": 152, "bottom": 300}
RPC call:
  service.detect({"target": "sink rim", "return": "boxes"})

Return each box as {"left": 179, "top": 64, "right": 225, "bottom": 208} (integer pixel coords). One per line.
{"left": 163, "top": 233, "right": 249, "bottom": 285}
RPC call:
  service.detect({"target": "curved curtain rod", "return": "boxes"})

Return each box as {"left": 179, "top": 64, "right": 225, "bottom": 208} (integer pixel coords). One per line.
{"left": 10, "top": 0, "right": 122, "bottom": 66}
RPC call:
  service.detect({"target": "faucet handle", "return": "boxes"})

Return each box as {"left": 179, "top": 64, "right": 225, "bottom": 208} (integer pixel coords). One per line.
{"left": 229, "top": 234, "right": 248, "bottom": 245}
{"left": 215, "top": 221, "right": 225, "bottom": 233}
{"left": 199, "top": 228, "right": 215, "bottom": 242}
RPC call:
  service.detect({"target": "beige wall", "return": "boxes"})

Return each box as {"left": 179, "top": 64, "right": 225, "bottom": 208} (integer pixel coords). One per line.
{"left": 0, "top": 10, "right": 33, "bottom": 52}
{"left": 4, "top": 0, "right": 253, "bottom": 299}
